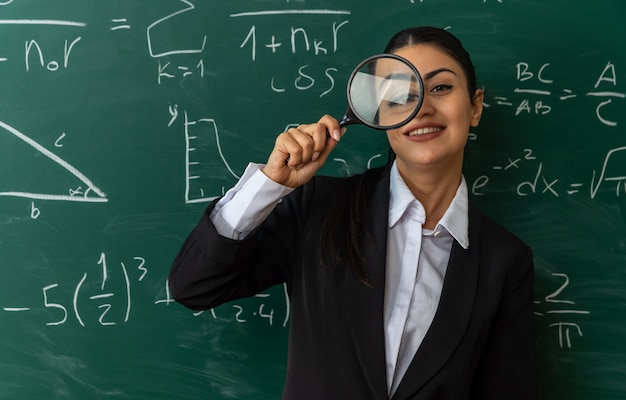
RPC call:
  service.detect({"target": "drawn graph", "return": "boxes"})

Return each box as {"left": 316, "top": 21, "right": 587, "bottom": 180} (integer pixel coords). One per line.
{"left": 0, "top": 120, "right": 107, "bottom": 203}
{"left": 183, "top": 112, "right": 238, "bottom": 204}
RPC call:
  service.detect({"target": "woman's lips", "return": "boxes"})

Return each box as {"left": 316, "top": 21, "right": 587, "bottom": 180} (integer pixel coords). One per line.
{"left": 407, "top": 126, "right": 443, "bottom": 136}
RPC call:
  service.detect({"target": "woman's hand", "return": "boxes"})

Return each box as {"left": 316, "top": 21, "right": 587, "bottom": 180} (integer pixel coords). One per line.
{"left": 262, "top": 115, "right": 344, "bottom": 188}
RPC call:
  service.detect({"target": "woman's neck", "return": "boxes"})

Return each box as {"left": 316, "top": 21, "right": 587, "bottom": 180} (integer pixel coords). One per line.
{"left": 395, "top": 159, "right": 463, "bottom": 230}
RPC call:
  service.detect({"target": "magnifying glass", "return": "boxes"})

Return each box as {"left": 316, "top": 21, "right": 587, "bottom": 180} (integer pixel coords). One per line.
{"left": 285, "top": 54, "right": 423, "bottom": 165}
{"left": 339, "top": 53, "right": 424, "bottom": 130}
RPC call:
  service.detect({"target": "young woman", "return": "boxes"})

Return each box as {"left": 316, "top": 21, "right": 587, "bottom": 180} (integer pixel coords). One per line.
{"left": 169, "top": 26, "right": 537, "bottom": 400}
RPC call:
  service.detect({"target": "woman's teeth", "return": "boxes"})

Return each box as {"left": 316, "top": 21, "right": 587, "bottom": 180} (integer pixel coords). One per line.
{"left": 408, "top": 127, "right": 442, "bottom": 136}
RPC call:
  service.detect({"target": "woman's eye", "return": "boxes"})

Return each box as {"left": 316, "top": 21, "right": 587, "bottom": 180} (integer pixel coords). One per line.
{"left": 387, "top": 93, "right": 420, "bottom": 107}
{"left": 431, "top": 84, "right": 453, "bottom": 93}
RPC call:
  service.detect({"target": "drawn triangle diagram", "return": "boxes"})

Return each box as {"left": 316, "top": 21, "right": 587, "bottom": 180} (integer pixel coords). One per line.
{"left": 0, "top": 120, "right": 107, "bottom": 203}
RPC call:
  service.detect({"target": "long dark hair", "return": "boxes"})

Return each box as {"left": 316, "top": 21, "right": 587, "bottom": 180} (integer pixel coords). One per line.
{"left": 321, "top": 26, "right": 479, "bottom": 286}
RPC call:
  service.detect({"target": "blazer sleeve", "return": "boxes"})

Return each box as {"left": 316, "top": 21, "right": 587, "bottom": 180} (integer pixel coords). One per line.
{"left": 471, "top": 245, "right": 537, "bottom": 399}
{"left": 168, "top": 174, "right": 327, "bottom": 311}
{"left": 169, "top": 198, "right": 297, "bottom": 311}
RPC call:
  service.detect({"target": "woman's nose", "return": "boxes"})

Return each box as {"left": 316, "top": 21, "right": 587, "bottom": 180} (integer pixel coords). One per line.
{"left": 416, "top": 94, "right": 434, "bottom": 118}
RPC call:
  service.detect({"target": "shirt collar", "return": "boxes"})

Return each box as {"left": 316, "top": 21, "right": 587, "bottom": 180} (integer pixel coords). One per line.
{"left": 388, "top": 162, "right": 423, "bottom": 228}
{"left": 388, "top": 161, "right": 469, "bottom": 249}
{"left": 437, "top": 175, "right": 469, "bottom": 249}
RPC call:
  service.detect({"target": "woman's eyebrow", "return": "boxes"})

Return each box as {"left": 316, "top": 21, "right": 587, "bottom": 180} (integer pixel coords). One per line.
{"left": 423, "top": 67, "right": 457, "bottom": 81}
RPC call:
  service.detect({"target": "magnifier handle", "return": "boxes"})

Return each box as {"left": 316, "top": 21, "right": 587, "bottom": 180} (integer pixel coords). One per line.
{"left": 339, "top": 109, "right": 358, "bottom": 128}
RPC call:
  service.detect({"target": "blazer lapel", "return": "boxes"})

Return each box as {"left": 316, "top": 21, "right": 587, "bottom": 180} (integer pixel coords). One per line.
{"left": 346, "top": 166, "right": 392, "bottom": 400}
{"left": 392, "top": 204, "right": 483, "bottom": 399}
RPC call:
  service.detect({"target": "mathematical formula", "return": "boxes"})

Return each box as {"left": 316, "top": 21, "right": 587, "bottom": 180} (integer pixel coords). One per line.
{"left": 535, "top": 273, "right": 590, "bottom": 349}
{"left": 3, "top": 253, "right": 146, "bottom": 326}
{"left": 1, "top": 252, "right": 586, "bottom": 350}
{"left": 471, "top": 147, "right": 626, "bottom": 199}
{"left": 490, "top": 61, "right": 625, "bottom": 127}
{"left": 2, "top": 251, "right": 290, "bottom": 328}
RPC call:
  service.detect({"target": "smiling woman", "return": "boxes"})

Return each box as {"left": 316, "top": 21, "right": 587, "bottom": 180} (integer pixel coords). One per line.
{"left": 170, "top": 26, "right": 536, "bottom": 400}
{"left": 385, "top": 44, "right": 484, "bottom": 222}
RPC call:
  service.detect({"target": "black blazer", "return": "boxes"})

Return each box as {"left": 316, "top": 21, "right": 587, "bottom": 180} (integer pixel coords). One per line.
{"left": 169, "top": 164, "right": 537, "bottom": 399}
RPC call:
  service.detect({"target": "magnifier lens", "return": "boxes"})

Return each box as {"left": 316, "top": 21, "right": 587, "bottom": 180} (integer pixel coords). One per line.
{"left": 286, "top": 54, "right": 422, "bottom": 166}
{"left": 346, "top": 55, "right": 423, "bottom": 130}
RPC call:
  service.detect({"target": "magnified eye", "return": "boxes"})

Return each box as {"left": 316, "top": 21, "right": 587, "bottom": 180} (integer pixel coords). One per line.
{"left": 385, "top": 92, "right": 420, "bottom": 108}
{"left": 387, "top": 93, "right": 408, "bottom": 107}
{"left": 349, "top": 54, "right": 424, "bottom": 128}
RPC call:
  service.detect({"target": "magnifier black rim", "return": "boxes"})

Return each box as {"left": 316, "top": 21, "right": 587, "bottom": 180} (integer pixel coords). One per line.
{"left": 345, "top": 53, "right": 424, "bottom": 130}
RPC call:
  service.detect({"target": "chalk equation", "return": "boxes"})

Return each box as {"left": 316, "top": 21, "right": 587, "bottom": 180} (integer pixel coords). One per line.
{"left": 3, "top": 252, "right": 145, "bottom": 326}
{"left": 231, "top": 10, "right": 350, "bottom": 97}
{"left": 1, "top": 250, "right": 290, "bottom": 328}
{"left": 0, "top": 14, "right": 84, "bottom": 70}
{"left": 535, "top": 272, "right": 590, "bottom": 348}
{"left": 471, "top": 146, "right": 626, "bottom": 199}
{"left": 489, "top": 61, "right": 624, "bottom": 126}
{"left": 149, "top": 3, "right": 344, "bottom": 87}
{"left": 5, "top": 257, "right": 591, "bottom": 348}
{"left": 0, "top": 14, "right": 128, "bottom": 70}
{"left": 148, "top": 0, "right": 207, "bottom": 85}
{"left": 0, "top": 0, "right": 204, "bottom": 83}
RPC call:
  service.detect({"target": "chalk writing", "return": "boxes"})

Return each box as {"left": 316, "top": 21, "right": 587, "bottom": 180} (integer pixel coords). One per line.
{"left": 471, "top": 147, "right": 626, "bottom": 199}
{"left": 490, "top": 61, "right": 625, "bottom": 126}
{"left": 25, "top": 37, "right": 81, "bottom": 71}
{"left": 54, "top": 132, "right": 66, "bottom": 148}
{"left": 110, "top": 18, "right": 130, "bottom": 31}
{"left": 3, "top": 253, "right": 147, "bottom": 327}
{"left": 232, "top": 10, "right": 349, "bottom": 96}
{"left": 237, "top": 21, "right": 349, "bottom": 61}
{"left": 588, "top": 61, "right": 624, "bottom": 127}
{"left": 146, "top": 0, "right": 206, "bottom": 84}
{"left": 147, "top": 0, "right": 206, "bottom": 58}
{"left": 0, "top": 17, "right": 85, "bottom": 70}
{"left": 590, "top": 146, "right": 626, "bottom": 198}
{"left": 154, "top": 279, "right": 289, "bottom": 327}
{"left": 535, "top": 273, "right": 590, "bottom": 348}
{"left": 270, "top": 65, "right": 338, "bottom": 97}
{"left": 157, "top": 59, "right": 204, "bottom": 84}
{"left": 168, "top": 107, "right": 238, "bottom": 203}
{"left": 0, "top": 18, "right": 86, "bottom": 28}
{"left": 0, "top": 120, "right": 108, "bottom": 203}
{"left": 191, "top": 283, "right": 290, "bottom": 328}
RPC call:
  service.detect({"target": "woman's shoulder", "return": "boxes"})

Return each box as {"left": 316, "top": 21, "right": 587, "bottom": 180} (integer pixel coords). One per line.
{"left": 469, "top": 201, "right": 532, "bottom": 254}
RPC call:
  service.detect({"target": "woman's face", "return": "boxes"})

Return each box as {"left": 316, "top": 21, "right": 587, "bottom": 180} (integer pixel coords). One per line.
{"left": 384, "top": 44, "right": 483, "bottom": 172}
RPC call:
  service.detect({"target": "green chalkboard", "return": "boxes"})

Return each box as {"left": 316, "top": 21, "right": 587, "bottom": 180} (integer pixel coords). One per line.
{"left": 1, "top": 0, "right": 625, "bottom": 398}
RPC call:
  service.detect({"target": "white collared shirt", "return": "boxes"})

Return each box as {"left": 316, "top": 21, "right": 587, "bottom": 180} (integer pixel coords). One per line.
{"left": 384, "top": 162, "right": 469, "bottom": 395}
{"left": 210, "top": 162, "right": 469, "bottom": 396}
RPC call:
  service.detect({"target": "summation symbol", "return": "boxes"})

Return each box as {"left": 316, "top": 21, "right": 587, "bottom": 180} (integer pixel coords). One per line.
{"left": 146, "top": 0, "right": 207, "bottom": 84}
